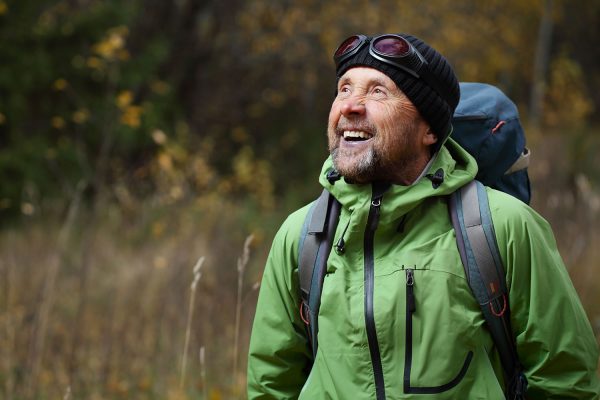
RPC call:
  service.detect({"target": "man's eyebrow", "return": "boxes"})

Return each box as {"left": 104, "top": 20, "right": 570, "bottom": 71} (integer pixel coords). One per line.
{"left": 337, "top": 76, "right": 351, "bottom": 86}
{"left": 370, "top": 77, "right": 390, "bottom": 87}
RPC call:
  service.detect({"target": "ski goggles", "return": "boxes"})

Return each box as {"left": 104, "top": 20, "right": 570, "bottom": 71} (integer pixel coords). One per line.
{"left": 333, "top": 34, "right": 446, "bottom": 100}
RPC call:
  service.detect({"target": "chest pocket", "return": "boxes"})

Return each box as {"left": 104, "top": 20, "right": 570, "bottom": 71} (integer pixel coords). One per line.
{"left": 403, "top": 268, "right": 474, "bottom": 394}
{"left": 394, "top": 248, "right": 486, "bottom": 394}
{"left": 319, "top": 232, "right": 497, "bottom": 396}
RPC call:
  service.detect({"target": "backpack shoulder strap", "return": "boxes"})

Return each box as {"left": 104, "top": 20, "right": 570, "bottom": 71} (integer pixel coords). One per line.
{"left": 298, "top": 189, "right": 341, "bottom": 358}
{"left": 449, "top": 180, "right": 528, "bottom": 399}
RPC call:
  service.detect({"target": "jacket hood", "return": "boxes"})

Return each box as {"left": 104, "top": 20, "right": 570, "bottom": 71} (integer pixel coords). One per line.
{"left": 319, "top": 139, "right": 477, "bottom": 224}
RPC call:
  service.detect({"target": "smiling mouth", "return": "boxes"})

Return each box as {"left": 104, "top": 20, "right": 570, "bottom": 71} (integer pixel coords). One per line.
{"left": 342, "top": 130, "right": 373, "bottom": 141}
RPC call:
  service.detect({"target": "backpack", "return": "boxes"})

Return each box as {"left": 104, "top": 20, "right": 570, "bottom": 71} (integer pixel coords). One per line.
{"left": 453, "top": 82, "right": 531, "bottom": 204}
{"left": 298, "top": 83, "right": 530, "bottom": 399}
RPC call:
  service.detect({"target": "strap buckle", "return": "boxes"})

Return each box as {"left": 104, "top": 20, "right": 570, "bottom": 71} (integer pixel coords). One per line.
{"left": 300, "top": 301, "right": 310, "bottom": 325}
{"left": 489, "top": 293, "right": 508, "bottom": 317}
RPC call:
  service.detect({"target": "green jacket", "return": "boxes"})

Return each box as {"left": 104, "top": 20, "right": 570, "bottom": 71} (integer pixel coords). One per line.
{"left": 247, "top": 140, "right": 600, "bottom": 399}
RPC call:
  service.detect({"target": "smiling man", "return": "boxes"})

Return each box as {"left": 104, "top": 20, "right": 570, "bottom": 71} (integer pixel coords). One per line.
{"left": 247, "top": 33, "right": 600, "bottom": 399}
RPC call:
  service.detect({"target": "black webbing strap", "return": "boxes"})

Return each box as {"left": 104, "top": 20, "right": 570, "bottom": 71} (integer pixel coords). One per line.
{"left": 298, "top": 189, "right": 340, "bottom": 357}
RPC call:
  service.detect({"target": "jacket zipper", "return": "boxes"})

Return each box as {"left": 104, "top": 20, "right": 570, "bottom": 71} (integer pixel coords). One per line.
{"left": 364, "top": 191, "right": 386, "bottom": 400}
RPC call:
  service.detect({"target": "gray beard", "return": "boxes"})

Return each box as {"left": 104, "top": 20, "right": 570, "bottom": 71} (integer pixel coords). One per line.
{"left": 331, "top": 146, "right": 380, "bottom": 183}
{"left": 330, "top": 142, "right": 422, "bottom": 184}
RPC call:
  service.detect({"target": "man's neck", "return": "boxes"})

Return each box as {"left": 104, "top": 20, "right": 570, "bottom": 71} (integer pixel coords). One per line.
{"left": 390, "top": 153, "right": 435, "bottom": 186}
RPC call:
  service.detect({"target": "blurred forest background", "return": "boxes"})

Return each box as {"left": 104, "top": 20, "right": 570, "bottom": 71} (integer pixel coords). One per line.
{"left": 1, "top": 0, "right": 599, "bottom": 399}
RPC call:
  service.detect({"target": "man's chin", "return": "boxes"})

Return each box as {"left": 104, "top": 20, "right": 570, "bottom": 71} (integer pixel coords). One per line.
{"left": 331, "top": 152, "right": 377, "bottom": 183}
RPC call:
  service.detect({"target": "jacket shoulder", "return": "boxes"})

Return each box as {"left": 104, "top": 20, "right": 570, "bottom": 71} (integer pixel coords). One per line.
{"left": 483, "top": 186, "right": 560, "bottom": 288}
{"left": 485, "top": 187, "right": 551, "bottom": 232}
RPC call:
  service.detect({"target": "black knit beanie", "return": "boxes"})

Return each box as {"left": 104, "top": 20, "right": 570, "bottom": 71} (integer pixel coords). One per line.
{"left": 336, "top": 34, "right": 460, "bottom": 152}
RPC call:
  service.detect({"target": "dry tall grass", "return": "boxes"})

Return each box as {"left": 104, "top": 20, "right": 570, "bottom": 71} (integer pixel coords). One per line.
{"left": 0, "top": 194, "right": 269, "bottom": 399}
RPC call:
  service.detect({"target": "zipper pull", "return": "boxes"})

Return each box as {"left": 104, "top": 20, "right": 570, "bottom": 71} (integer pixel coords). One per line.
{"left": 406, "top": 268, "right": 416, "bottom": 313}
{"left": 334, "top": 215, "right": 352, "bottom": 255}
{"left": 369, "top": 197, "right": 382, "bottom": 231}
{"left": 334, "top": 237, "right": 345, "bottom": 254}
{"left": 371, "top": 198, "right": 382, "bottom": 213}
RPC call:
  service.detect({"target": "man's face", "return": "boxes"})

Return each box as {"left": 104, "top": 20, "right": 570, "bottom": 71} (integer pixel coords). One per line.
{"left": 327, "top": 67, "right": 436, "bottom": 184}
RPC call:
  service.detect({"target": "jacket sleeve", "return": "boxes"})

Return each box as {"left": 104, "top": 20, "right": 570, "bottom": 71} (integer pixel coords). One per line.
{"left": 247, "top": 209, "right": 312, "bottom": 399}
{"left": 489, "top": 189, "right": 600, "bottom": 399}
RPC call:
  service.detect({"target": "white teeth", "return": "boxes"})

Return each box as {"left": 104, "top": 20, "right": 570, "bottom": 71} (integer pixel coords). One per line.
{"left": 343, "top": 130, "right": 372, "bottom": 139}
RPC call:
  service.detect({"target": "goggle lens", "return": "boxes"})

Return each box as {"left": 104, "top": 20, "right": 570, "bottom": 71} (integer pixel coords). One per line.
{"left": 334, "top": 35, "right": 362, "bottom": 58}
{"left": 372, "top": 36, "right": 410, "bottom": 57}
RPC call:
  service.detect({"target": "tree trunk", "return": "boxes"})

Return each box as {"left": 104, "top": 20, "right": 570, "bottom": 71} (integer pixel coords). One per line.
{"left": 529, "top": 0, "right": 554, "bottom": 130}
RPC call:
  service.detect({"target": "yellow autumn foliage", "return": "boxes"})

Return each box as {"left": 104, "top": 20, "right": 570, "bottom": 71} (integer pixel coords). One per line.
{"left": 120, "top": 105, "right": 143, "bottom": 128}
{"left": 93, "top": 26, "right": 128, "bottom": 61}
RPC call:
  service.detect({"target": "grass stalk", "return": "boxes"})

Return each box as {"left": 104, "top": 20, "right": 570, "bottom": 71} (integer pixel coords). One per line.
{"left": 200, "top": 346, "right": 207, "bottom": 399}
{"left": 180, "top": 256, "right": 205, "bottom": 390}
{"left": 233, "top": 235, "right": 254, "bottom": 390}
{"left": 1, "top": 251, "right": 15, "bottom": 400}
{"left": 63, "top": 386, "right": 71, "bottom": 400}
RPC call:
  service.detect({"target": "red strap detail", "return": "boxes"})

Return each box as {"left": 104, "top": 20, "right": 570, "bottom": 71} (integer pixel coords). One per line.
{"left": 490, "top": 294, "right": 507, "bottom": 317}
{"left": 491, "top": 120, "right": 506, "bottom": 134}
{"left": 300, "top": 302, "right": 310, "bottom": 325}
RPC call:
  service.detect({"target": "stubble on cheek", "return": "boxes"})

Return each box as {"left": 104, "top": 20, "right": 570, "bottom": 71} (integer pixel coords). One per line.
{"left": 326, "top": 122, "right": 338, "bottom": 153}
{"left": 378, "top": 102, "right": 419, "bottom": 163}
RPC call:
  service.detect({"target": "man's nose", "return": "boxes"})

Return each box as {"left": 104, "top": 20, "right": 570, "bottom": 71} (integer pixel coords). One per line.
{"left": 340, "top": 98, "right": 366, "bottom": 116}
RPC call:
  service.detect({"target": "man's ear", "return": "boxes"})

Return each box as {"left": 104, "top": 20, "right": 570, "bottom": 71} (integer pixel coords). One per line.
{"left": 422, "top": 127, "right": 438, "bottom": 147}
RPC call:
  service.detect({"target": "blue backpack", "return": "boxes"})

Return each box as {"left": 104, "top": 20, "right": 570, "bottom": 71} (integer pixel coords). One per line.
{"left": 297, "top": 83, "right": 531, "bottom": 399}
{"left": 452, "top": 82, "right": 531, "bottom": 204}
